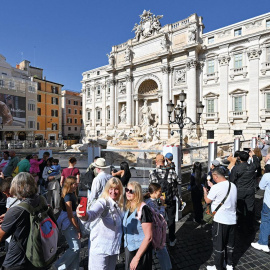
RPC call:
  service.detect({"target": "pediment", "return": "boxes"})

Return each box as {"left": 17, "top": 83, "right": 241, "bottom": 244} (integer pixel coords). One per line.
{"left": 203, "top": 92, "right": 219, "bottom": 98}
{"left": 260, "top": 85, "right": 270, "bottom": 92}
{"left": 230, "top": 46, "right": 247, "bottom": 53}
{"left": 229, "top": 88, "right": 248, "bottom": 95}
{"left": 206, "top": 53, "right": 218, "bottom": 59}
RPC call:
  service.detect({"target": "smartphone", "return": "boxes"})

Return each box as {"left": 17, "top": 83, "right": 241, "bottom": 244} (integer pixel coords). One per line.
{"left": 201, "top": 184, "right": 205, "bottom": 188}
{"left": 243, "top": 147, "right": 250, "bottom": 152}
{"left": 79, "top": 197, "right": 87, "bottom": 216}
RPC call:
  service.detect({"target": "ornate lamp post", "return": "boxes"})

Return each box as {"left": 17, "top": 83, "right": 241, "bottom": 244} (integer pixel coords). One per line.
{"left": 167, "top": 90, "right": 204, "bottom": 178}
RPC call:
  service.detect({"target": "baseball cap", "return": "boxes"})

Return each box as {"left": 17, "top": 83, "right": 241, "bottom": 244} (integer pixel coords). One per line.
{"left": 165, "top": 153, "right": 173, "bottom": 160}
{"left": 212, "top": 160, "right": 220, "bottom": 167}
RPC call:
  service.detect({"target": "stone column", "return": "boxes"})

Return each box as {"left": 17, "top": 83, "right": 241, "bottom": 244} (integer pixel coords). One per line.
{"left": 158, "top": 94, "right": 162, "bottom": 125}
{"left": 109, "top": 79, "right": 116, "bottom": 127}
{"left": 92, "top": 86, "right": 96, "bottom": 135}
{"left": 186, "top": 59, "right": 197, "bottom": 121}
{"left": 161, "top": 66, "right": 170, "bottom": 125}
{"left": 126, "top": 75, "right": 133, "bottom": 127}
{"left": 134, "top": 97, "right": 139, "bottom": 126}
{"left": 218, "top": 56, "right": 230, "bottom": 130}
{"left": 247, "top": 48, "right": 262, "bottom": 130}
{"left": 101, "top": 84, "right": 106, "bottom": 127}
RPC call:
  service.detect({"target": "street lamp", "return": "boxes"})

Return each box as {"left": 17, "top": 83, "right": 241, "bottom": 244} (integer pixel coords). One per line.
{"left": 167, "top": 90, "right": 204, "bottom": 179}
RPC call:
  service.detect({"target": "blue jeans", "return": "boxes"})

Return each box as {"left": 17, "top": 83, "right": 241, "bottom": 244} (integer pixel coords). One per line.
{"left": 54, "top": 225, "right": 81, "bottom": 270}
{"left": 258, "top": 203, "right": 270, "bottom": 245}
{"left": 155, "top": 247, "right": 172, "bottom": 270}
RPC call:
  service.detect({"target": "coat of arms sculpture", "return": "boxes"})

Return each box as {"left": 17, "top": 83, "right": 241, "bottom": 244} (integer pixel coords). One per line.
{"left": 132, "top": 10, "right": 163, "bottom": 41}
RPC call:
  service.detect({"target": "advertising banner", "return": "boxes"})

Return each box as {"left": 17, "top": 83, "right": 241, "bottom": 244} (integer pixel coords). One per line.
{"left": 0, "top": 94, "right": 26, "bottom": 127}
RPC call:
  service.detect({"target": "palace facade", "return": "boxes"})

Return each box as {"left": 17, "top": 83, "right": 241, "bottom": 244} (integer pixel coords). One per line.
{"left": 81, "top": 11, "right": 270, "bottom": 141}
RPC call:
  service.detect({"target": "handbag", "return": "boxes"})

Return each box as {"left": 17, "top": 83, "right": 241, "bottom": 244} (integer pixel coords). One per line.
{"left": 203, "top": 182, "right": 231, "bottom": 224}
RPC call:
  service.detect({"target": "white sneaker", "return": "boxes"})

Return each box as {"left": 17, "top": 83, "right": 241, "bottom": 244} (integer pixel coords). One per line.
{"left": 251, "top": 242, "right": 270, "bottom": 252}
{"left": 226, "top": 265, "right": 233, "bottom": 270}
{"left": 206, "top": 266, "right": 217, "bottom": 270}
{"left": 169, "top": 239, "right": 177, "bottom": 247}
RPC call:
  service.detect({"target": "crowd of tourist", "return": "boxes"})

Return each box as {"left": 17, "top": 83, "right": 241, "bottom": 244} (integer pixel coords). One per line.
{"left": 0, "top": 136, "right": 269, "bottom": 270}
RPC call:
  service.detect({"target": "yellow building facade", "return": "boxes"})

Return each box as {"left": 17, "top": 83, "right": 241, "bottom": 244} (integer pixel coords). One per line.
{"left": 35, "top": 78, "right": 63, "bottom": 140}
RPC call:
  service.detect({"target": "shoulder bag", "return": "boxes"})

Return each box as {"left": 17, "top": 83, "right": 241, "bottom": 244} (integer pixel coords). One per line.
{"left": 203, "top": 182, "right": 231, "bottom": 224}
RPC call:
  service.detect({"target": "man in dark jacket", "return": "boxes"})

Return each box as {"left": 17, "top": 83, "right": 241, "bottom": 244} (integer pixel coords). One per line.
{"left": 229, "top": 150, "right": 260, "bottom": 233}
{"left": 149, "top": 154, "right": 181, "bottom": 246}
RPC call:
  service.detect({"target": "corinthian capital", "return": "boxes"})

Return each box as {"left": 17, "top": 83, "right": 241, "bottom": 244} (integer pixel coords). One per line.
{"left": 247, "top": 49, "right": 262, "bottom": 60}
{"left": 107, "top": 79, "right": 116, "bottom": 86}
{"left": 125, "top": 75, "right": 133, "bottom": 82}
{"left": 218, "top": 56, "right": 231, "bottom": 66}
{"left": 186, "top": 59, "right": 197, "bottom": 70}
{"left": 161, "top": 65, "right": 170, "bottom": 74}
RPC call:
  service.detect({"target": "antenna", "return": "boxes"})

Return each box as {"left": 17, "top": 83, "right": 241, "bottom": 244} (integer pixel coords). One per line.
{"left": 34, "top": 46, "right": 36, "bottom": 66}
{"left": 21, "top": 52, "right": 24, "bottom": 61}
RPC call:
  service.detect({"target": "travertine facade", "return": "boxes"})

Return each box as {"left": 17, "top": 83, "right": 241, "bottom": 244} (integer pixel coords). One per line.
{"left": 81, "top": 11, "right": 270, "bottom": 141}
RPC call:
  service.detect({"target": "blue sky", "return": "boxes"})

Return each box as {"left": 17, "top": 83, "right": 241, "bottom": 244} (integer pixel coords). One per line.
{"left": 0, "top": 0, "right": 269, "bottom": 92}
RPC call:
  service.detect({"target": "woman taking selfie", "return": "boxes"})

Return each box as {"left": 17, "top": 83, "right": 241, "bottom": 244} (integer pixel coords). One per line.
{"left": 123, "top": 181, "right": 153, "bottom": 270}
{"left": 77, "top": 177, "right": 124, "bottom": 270}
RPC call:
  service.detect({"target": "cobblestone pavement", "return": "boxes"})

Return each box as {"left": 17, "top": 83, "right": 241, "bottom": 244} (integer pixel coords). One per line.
{"left": 1, "top": 191, "right": 269, "bottom": 269}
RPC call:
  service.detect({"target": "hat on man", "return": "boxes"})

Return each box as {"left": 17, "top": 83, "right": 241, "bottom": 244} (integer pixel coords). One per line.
{"left": 165, "top": 153, "right": 173, "bottom": 160}
{"left": 156, "top": 154, "right": 165, "bottom": 162}
{"left": 92, "top": 158, "right": 110, "bottom": 169}
{"left": 211, "top": 159, "right": 220, "bottom": 167}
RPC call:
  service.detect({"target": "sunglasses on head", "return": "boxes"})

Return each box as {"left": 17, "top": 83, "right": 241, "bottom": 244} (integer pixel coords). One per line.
{"left": 125, "top": 187, "right": 134, "bottom": 194}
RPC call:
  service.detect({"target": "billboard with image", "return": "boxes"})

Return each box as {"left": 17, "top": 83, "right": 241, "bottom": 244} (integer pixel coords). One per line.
{"left": 0, "top": 94, "right": 26, "bottom": 127}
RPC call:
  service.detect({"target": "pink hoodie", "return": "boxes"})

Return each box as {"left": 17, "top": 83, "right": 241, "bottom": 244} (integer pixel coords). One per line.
{"left": 29, "top": 159, "right": 43, "bottom": 174}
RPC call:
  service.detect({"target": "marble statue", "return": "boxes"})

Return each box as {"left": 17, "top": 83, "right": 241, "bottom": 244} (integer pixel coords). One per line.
{"left": 160, "top": 33, "right": 169, "bottom": 51}
{"left": 125, "top": 45, "right": 132, "bottom": 62}
{"left": 119, "top": 104, "right": 127, "bottom": 124}
{"left": 139, "top": 100, "right": 153, "bottom": 126}
{"left": 188, "top": 27, "right": 197, "bottom": 42}
{"left": 132, "top": 23, "right": 143, "bottom": 42}
{"left": 132, "top": 10, "right": 163, "bottom": 40}
{"left": 152, "top": 127, "right": 160, "bottom": 141}
{"left": 107, "top": 52, "right": 115, "bottom": 66}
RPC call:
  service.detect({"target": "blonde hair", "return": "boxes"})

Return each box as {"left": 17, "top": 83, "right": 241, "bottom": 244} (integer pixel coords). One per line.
{"left": 101, "top": 177, "right": 124, "bottom": 209}
{"left": 125, "top": 181, "right": 143, "bottom": 212}
{"left": 61, "top": 176, "right": 77, "bottom": 198}
{"left": 60, "top": 176, "right": 77, "bottom": 209}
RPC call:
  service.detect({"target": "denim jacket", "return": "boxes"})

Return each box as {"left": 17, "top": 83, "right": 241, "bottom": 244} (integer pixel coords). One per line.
{"left": 123, "top": 208, "right": 145, "bottom": 251}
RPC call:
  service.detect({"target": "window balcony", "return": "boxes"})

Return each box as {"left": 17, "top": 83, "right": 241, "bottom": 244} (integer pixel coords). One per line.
{"left": 229, "top": 110, "right": 248, "bottom": 122}
{"left": 261, "top": 62, "right": 270, "bottom": 75}
{"left": 260, "top": 108, "right": 270, "bottom": 122}
{"left": 203, "top": 112, "right": 219, "bottom": 124}
{"left": 229, "top": 66, "right": 247, "bottom": 80}
{"left": 203, "top": 72, "right": 219, "bottom": 84}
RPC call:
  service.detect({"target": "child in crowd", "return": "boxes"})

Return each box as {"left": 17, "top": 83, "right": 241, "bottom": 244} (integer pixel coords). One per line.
{"left": 30, "top": 154, "right": 43, "bottom": 182}
{"left": 48, "top": 159, "right": 61, "bottom": 176}
{"left": 144, "top": 183, "right": 172, "bottom": 270}
{"left": 0, "top": 177, "right": 21, "bottom": 251}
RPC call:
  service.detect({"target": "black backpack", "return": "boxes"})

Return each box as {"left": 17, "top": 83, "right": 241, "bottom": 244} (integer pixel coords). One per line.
{"left": 81, "top": 169, "right": 95, "bottom": 190}
{"left": 153, "top": 169, "right": 172, "bottom": 204}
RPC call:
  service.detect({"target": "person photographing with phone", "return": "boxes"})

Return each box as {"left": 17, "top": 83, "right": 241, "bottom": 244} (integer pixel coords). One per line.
{"left": 204, "top": 167, "right": 237, "bottom": 270}
{"left": 76, "top": 177, "right": 124, "bottom": 270}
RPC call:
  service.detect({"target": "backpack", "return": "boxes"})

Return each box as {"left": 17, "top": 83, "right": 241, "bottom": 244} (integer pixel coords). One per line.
{"left": 153, "top": 169, "right": 172, "bottom": 204}
{"left": 81, "top": 169, "right": 95, "bottom": 190}
{"left": 137, "top": 202, "right": 166, "bottom": 250}
{"left": 17, "top": 196, "right": 59, "bottom": 268}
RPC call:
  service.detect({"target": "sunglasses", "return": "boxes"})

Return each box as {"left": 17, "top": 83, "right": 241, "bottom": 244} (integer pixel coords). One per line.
{"left": 125, "top": 187, "right": 135, "bottom": 194}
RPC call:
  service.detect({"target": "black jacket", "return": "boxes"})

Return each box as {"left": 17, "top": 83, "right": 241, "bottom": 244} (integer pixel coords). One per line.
{"left": 229, "top": 155, "right": 260, "bottom": 190}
